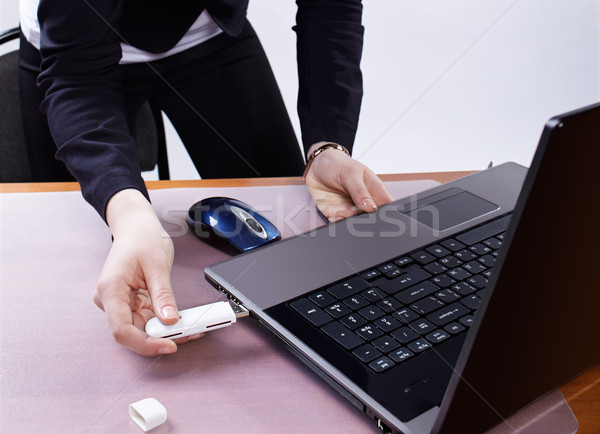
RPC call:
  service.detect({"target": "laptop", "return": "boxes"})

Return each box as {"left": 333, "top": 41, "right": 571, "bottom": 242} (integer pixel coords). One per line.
{"left": 204, "top": 102, "right": 600, "bottom": 433}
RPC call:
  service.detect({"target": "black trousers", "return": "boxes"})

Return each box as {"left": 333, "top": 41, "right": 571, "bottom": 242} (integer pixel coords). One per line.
{"left": 19, "top": 21, "right": 305, "bottom": 182}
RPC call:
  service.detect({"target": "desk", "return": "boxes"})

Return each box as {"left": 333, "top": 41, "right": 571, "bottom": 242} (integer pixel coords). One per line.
{"left": 1, "top": 173, "right": 598, "bottom": 433}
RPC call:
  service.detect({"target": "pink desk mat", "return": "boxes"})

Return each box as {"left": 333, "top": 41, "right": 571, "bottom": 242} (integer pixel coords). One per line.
{"left": 0, "top": 180, "right": 576, "bottom": 433}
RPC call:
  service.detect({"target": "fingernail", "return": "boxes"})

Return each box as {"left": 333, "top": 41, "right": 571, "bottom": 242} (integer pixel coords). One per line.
{"left": 161, "top": 306, "right": 178, "bottom": 319}
{"left": 159, "top": 345, "right": 176, "bottom": 355}
{"left": 363, "top": 198, "right": 377, "bottom": 210}
{"left": 188, "top": 333, "right": 205, "bottom": 341}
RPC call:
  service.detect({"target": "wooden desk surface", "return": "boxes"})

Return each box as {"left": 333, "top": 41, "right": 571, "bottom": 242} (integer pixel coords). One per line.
{"left": 1, "top": 172, "right": 598, "bottom": 432}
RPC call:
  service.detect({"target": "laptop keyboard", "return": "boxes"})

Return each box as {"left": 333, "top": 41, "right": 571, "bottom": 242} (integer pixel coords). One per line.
{"left": 289, "top": 215, "right": 511, "bottom": 373}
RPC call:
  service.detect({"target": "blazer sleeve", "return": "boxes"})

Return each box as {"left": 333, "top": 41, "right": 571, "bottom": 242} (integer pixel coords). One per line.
{"left": 37, "top": 0, "right": 149, "bottom": 220}
{"left": 294, "top": 0, "right": 364, "bottom": 155}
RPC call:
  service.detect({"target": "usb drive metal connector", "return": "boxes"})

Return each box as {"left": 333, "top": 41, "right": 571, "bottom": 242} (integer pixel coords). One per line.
{"left": 145, "top": 301, "right": 249, "bottom": 340}
{"left": 230, "top": 303, "right": 249, "bottom": 318}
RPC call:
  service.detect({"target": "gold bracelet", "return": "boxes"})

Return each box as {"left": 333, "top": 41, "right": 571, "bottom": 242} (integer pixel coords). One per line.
{"left": 302, "top": 143, "right": 350, "bottom": 180}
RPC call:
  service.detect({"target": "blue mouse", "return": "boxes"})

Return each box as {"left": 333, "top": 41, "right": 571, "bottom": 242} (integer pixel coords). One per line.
{"left": 186, "top": 197, "right": 281, "bottom": 254}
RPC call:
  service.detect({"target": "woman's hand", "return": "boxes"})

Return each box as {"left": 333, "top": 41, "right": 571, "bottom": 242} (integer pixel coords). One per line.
{"left": 304, "top": 143, "right": 393, "bottom": 221}
{"left": 93, "top": 189, "right": 201, "bottom": 356}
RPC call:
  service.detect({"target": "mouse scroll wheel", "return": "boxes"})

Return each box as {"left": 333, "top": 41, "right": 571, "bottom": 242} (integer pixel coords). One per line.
{"left": 245, "top": 218, "right": 264, "bottom": 233}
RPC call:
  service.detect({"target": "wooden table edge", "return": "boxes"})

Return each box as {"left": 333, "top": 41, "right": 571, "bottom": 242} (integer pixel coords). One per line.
{"left": 0, "top": 171, "right": 476, "bottom": 193}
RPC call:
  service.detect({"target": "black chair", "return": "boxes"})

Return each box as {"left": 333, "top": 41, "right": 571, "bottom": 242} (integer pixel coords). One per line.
{"left": 0, "top": 27, "right": 170, "bottom": 182}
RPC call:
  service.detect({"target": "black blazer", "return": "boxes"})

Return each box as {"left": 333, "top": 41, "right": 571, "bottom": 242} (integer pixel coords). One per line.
{"left": 37, "top": 0, "right": 364, "bottom": 217}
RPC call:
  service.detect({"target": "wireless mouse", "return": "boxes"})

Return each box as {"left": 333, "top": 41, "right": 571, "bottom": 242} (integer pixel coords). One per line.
{"left": 186, "top": 197, "right": 281, "bottom": 254}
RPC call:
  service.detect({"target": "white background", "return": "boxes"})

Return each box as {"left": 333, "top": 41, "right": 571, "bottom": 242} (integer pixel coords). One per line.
{"left": 2, "top": 0, "right": 599, "bottom": 179}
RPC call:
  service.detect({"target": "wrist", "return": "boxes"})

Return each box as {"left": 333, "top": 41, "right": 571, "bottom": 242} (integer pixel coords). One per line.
{"left": 106, "top": 189, "right": 161, "bottom": 237}
{"left": 303, "top": 142, "right": 350, "bottom": 180}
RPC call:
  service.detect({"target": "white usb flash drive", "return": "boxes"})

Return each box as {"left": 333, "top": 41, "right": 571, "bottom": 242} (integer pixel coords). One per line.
{"left": 145, "top": 301, "right": 249, "bottom": 339}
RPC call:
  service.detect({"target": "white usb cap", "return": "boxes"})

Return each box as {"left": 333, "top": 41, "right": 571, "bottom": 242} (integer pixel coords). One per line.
{"left": 129, "top": 398, "right": 167, "bottom": 432}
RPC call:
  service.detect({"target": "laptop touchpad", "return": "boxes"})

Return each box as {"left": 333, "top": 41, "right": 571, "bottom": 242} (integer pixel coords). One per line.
{"left": 400, "top": 188, "right": 499, "bottom": 231}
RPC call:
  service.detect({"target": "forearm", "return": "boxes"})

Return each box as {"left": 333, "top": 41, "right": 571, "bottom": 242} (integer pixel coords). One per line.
{"left": 295, "top": 0, "right": 364, "bottom": 154}
{"left": 38, "top": 0, "right": 147, "bottom": 219}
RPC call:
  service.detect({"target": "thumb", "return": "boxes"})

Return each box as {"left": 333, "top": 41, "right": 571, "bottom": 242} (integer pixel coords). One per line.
{"left": 145, "top": 266, "right": 179, "bottom": 325}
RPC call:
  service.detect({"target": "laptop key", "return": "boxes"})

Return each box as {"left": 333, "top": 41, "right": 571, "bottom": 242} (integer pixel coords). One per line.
{"left": 343, "top": 295, "right": 370, "bottom": 310}
{"left": 425, "top": 329, "right": 451, "bottom": 344}
{"left": 326, "top": 303, "right": 352, "bottom": 319}
{"left": 427, "top": 302, "right": 471, "bottom": 326}
{"left": 455, "top": 215, "right": 511, "bottom": 246}
{"left": 424, "top": 262, "right": 448, "bottom": 275}
{"left": 447, "top": 267, "right": 472, "bottom": 281}
{"left": 352, "top": 344, "right": 382, "bottom": 363}
{"left": 451, "top": 282, "right": 477, "bottom": 296}
{"left": 369, "top": 356, "right": 395, "bottom": 373}
{"left": 290, "top": 299, "right": 332, "bottom": 326}
{"left": 402, "top": 263, "right": 423, "bottom": 272}
{"left": 309, "top": 291, "right": 336, "bottom": 308}
{"left": 444, "top": 322, "right": 466, "bottom": 335}
{"left": 440, "top": 238, "right": 466, "bottom": 252}
{"left": 379, "top": 263, "right": 397, "bottom": 273}
{"left": 340, "top": 314, "right": 367, "bottom": 329}
{"left": 394, "top": 256, "right": 413, "bottom": 267}
{"left": 430, "top": 273, "right": 457, "bottom": 288}
{"left": 483, "top": 237, "right": 503, "bottom": 250}
{"left": 409, "top": 319, "right": 436, "bottom": 335}
{"left": 377, "top": 298, "right": 403, "bottom": 313}
{"left": 435, "top": 289, "right": 461, "bottom": 302}
{"left": 374, "top": 315, "right": 402, "bottom": 332}
{"left": 477, "top": 254, "right": 496, "bottom": 266}
{"left": 455, "top": 249, "right": 477, "bottom": 261}
{"left": 391, "top": 327, "right": 419, "bottom": 344}
{"left": 361, "top": 269, "right": 381, "bottom": 281}
{"left": 385, "top": 268, "right": 404, "bottom": 279}
{"left": 410, "top": 296, "right": 445, "bottom": 315}
{"left": 459, "top": 315, "right": 475, "bottom": 327}
{"left": 327, "top": 276, "right": 369, "bottom": 299}
{"left": 467, "top": 274, "right": 488, "bottom": 289}
{"left": 463, "top": 260, "right": 487, "bottom": 274}
{"left": 389, "top": 347, "right": 414, "bottom": 363}
{"left": 439, "top": 255, "right": 463, "bottom": 268}
{"left": 321, "top": 322, "right": 363, "bottom": 350}
{"left": 361, "top": 287, "right": 387, "bottom": 302}
{"left": 393, "top": 307, "right": 420, "bottom": 324}
{"left": 461, "top": 295, "right": 481, "bottom": 310}
{"left": 358, "top": 305, "right": 386, "bottom": 321}
{"left": 395, "top": 280, "right": 440, "bottom": 304}
{"left": 378, "top": 269, "right": 432, "bottom": 294}
{"left": 469, "top": 243, "right": 493, "bottom": 256}
{"left": 372, "top": 335, "right": 401, "bottom": 353}
{"left": 410, "top": 250, "right": 437, "bottom": 265}
{"left": 426, "top": 245, "right": 452, "bottom": 258}
{"left": 356, "top": 324, "right": 384, "bottom": 341}
{"left": 407, "top": 339, "right": 432, "bottom": 353}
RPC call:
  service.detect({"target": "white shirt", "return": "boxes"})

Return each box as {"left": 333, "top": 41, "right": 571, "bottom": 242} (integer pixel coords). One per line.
{"left": 19, "top": 0, "right": 223, "bottom": 64}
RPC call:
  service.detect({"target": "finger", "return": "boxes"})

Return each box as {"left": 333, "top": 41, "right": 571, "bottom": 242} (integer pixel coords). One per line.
{"left": 104, "top": 296, "right": 177, "bottom": 356}
{"left": 144, "top": 263, "right": 179, "bottom": 325}
{"left": 133, "top": 308, "right": 186, "bottom": 346}
{"left": 93, "top": 289, "right": 105, "bottom": 311}
{"left": 364, "top": 171, "right": 394, "bottom": 205}
{"left": 318, "top": 203, "right": 360, "bottom": 222}
{"left": 131, "top": 292, "right": 152, "bottom": 313}
{"left": 340, "top": 165, "right": 379, "bottom": 212}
